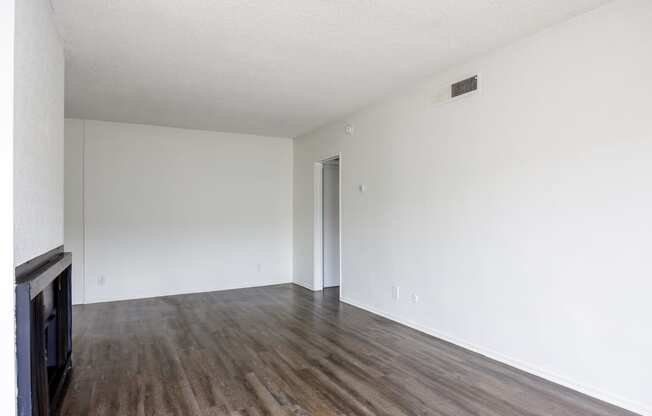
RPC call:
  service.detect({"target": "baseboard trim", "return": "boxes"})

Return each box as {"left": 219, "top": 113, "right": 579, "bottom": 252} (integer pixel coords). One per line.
{"left": 339, "top": 296, "right": 649, "bottom": 416}
{"left": 292, "top": 280, "right": 319, "bottom": 291}
{"left": 83, "top": 280, "right": 294, "bottom": 305}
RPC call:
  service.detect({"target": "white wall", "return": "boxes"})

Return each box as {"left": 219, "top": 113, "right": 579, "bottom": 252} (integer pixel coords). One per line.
{"left": 65, "top": 120, "right": 293, "bottom": 304}
{"left": 1, "top": 1, "right": 16, "bottom": 414}
{"left": 13, "top": 0, "right": 65, "bottom": 265}
{"left": 293, "top": 0, "right": 652, "bottom": 414}
{"left": 64, "top": 119, "right": 84, "bottom": 304}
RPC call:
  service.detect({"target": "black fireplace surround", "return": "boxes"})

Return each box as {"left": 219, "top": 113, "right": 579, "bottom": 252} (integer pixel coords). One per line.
{"left": 15, "top": 246, "right": 72, "bottom": 416}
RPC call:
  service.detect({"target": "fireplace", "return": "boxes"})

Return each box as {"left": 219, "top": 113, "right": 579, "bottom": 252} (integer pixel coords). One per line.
{"left": 15, "top": 246, "right": 72, "bottom": 416}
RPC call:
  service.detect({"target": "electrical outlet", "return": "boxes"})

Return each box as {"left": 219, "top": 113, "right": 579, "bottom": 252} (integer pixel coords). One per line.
{"left": 256, "top": 263, "right": 262, "bottom": 272}
{"left": 392, "top": 286, "right": 400, "bottom": 301}
{"left": 98, "top": 275, "right": 106, "bottom": 286}
{"left": 412, "top": 293, "right": 419, "bottom": 303}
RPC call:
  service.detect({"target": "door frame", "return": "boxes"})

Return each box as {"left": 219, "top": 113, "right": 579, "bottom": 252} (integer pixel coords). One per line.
{"left": 313, "top": 153, "right": 342, "bottom": 294}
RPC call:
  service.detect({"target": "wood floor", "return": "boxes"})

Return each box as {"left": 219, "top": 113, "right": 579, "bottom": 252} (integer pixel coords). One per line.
{"left": 59, "top": 284, "right": 636, "bottom": 416}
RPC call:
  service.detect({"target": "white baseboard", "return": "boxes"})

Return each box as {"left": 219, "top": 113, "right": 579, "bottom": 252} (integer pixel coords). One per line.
{"left": 82, "top": 279, "right": 293, "bottom": 304}
{"left": 339, "top": 296, "right": 649, "bottom": 416}
{"left": 292, "top": 280, "right": 319, "bottom": 291}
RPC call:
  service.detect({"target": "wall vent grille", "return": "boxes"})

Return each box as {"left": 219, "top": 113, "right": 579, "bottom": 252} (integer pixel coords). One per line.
{"left": 451, "top": 76, "right": 478, "bottom": 98}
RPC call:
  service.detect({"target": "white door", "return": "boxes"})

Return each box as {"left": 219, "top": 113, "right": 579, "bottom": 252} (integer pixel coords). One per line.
{"left": 322, "top": 162, "right": 340, "bottom": 287}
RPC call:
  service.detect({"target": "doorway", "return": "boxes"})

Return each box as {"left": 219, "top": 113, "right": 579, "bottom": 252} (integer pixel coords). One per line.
{"left": 313, "top": 155, "right": 341, "bottom": 292}
{"left": 322, "top": 158, "right": 340, "bottom": 288}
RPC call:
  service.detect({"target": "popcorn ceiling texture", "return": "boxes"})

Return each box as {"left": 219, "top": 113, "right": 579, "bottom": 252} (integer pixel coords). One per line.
{"left": 53, "top": 0, "right": 610, "bottom": 137}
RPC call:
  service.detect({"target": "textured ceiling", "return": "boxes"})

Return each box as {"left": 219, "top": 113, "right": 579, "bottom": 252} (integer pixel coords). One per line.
{"left": 53, "top": 0, "right": 610, "bottom": 137}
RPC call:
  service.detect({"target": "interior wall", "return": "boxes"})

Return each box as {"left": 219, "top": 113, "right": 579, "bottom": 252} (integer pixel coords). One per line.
{"left": 13, "top": 0, "right": 65, "bottom": 265}
{"left": 64, "top": 119, "right": 84, "bottom": 304}
{"left": 293, "top": 0, "right": 652, "bottom": 414}
{"left": 65, "top": 119, "right": 293, "bottom": 304}
{"left": 1, "top": 0, "right": 16, "bottom": 414}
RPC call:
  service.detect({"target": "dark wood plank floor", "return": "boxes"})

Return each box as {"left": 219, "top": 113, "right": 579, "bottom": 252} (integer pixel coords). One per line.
{"left": 58, "top": 284, "right": 636, "bottom": 416}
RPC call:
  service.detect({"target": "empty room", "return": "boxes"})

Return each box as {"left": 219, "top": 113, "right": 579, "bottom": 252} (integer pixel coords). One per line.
{"left": 2, "top": 0, "right": 651, "bottom": 415}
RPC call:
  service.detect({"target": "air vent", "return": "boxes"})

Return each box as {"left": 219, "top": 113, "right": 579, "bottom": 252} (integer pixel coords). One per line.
{"left": 451, "top": 75, "right": 478, "bottom": 98}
